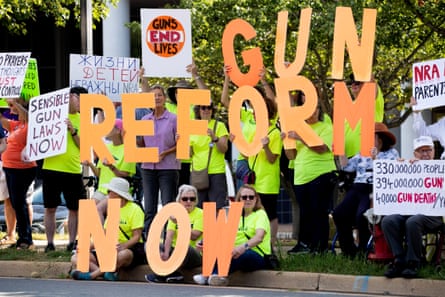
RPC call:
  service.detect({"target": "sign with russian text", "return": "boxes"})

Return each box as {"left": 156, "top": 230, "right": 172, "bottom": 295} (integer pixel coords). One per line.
{"left": 69, "top": 54, "right": 140, "bottom": 101}
{"left": 140, "top": 9, "right": 192, "bottom": 78}
{"left": 373, "top": 159, "right": 445, "bottom": 215}
{"left": 26, "top": 88, "right": 70, "bottom": 161}
{"left": 412, "top": 58, "right": 445, "bottom": 111}
{"left": 0, "top": 52, "right": 31, "bottom": 98}
{"left": 21, "top": 58, "right": 40, "bottom": 101}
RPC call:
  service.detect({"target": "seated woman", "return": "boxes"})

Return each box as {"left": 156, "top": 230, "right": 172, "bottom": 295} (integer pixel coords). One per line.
{"left": 332, "top": 122, "right": 399, "bottom": 258}
{"left": 193, "top": 184, "right": 271, "bottom": 286}
{"left": 70, "top": 177, "right": 145, "bottom": 281}
{"left": 145, "top": 184, "right": 203, "bottom": 283}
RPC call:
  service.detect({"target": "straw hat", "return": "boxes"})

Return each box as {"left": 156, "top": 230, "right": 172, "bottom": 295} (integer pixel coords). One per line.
{"left": 103, "top": 177, "right": 133, "bottom": 201}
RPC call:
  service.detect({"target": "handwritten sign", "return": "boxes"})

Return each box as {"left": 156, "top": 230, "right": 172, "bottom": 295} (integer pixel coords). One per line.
{"left": 0, "top": 52, "right": 31, "bottom": 98}
{"left": 373, "top": 159, "right": 445, "bottom": 216}
{"left": 140, "top": 9, "right": 192, "bottom": 78}
{"left": 412, "top": 58, "right": 445, "bottom": 111}
{"left": 69, "top": 54, "right": 140, "bottom": 101}
{"left": 20, "top": 58, "right": 40, "bottom": 101}
{"left": 26, "top": 88, "right": 70, "bottom": 161}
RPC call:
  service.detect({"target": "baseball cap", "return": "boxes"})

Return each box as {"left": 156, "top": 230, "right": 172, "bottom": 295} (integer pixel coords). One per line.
{"left": 413, "top": 135, "right": 434, "bottom": 151}
{"left": 114, "top": 119, "right": 123, "bottom": 131}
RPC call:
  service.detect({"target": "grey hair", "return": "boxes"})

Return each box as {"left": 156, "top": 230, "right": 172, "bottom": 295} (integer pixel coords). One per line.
{"left": 176, "top": 184, "right": 198, "bottom": 202}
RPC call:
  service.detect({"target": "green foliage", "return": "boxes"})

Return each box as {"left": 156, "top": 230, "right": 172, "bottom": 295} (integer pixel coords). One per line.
{"left": 0, "top": 0, "right": 118, "bottom": 35}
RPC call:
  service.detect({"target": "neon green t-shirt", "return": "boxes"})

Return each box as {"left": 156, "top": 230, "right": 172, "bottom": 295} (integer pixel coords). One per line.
{"left": 190, "top": 119, "right": 228, "bottom": 174}
{"left": 167, "top": 206, "right": 203, "bottom": 248}
{"left": 235, "top": 209, "right": 271, "bottom": 256}
{"left": 249, "top": 125, "right": 282, "bottom": 194}
{"left": 43, "top": 113, "right": 81, "bottom": 174}
{"left": 237, "top": 109, "right": 257, "bottom": 161}
{"left": 97, "top": 143, "right": 136, "bottom": 195}
{"left": 104, "top": 201, "right": 144, "bottom": 244}
{"left": 293, "top": 121, "right": 336, "bottom": 185}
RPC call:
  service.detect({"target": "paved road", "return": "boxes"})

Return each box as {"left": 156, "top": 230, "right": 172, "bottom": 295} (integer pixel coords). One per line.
{"left": 0, "top": 277, "right": 382, "bottom": 297}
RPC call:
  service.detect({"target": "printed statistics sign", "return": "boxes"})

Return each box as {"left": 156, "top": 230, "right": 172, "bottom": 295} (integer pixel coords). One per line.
{"left": 26, "top": 88, "right": 70, "bottom": 161}
{"left": 412, "top": 58, "right": 445, "bottom": 111}
{"left": 373, "top": 159, "right": 445, "bottom": 216}
{"left": 140, "top": 9, "right": 192, "bottom": 78}
{"left": 70, "top": 54, "right": 140, "bottom": 101}
{"left": 0, "top": 52, "right": 31, "bottom": 98}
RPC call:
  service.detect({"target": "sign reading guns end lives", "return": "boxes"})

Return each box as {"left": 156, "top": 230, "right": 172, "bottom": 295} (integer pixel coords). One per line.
{"left": 373, "top": 159, "right": 445, "bottom": 216}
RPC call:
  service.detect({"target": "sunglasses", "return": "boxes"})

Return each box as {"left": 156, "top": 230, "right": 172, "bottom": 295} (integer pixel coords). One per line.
{"left": 241, "top": 195, "right": 255, "bottom": 201}
{"left": 200, "top": 105, "right": 212, "bottom": 111}
{"left": 181, "top": 196, "right": 196, "bottom": 202}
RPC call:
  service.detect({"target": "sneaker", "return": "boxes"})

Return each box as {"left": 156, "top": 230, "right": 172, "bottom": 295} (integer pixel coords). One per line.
{"left": 287, "top": 242, "right": 310, "bottom": 255}
{"left": 208, "top": 275, "right": 229, "bottom": 286}
{"left": 384, "top": 261, "right": 405, "bottom": 278}
{"left": 193, "top": 274, "right": 209, "bottom": 285}
{"left": 45, "top": 243, "right": 56, "bottom": 253}
{"left": 145, "top": 274, "right": 166, "bottom": 283}
{"left": 166, "top": 271, "right": 184, "bottom": 283}
{"left": 71, "top": 270, "right": 92, "bottom": 280}
{"left": 103, "top": 272, "right": 118, "bottom": 281}
{"left": 401, "top": 261, "right": 419, "bottom": 279}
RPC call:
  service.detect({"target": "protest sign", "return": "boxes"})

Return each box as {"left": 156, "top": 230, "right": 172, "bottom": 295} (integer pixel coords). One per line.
{"left": 21, "top": 58, "right": 40, "bottom": 101}
{"left": 26, "top": 88, "right": 70, "bottom": 161}
{"left": 69, "top": 54, "right": 140, "bottom": 101}
{"left": 0, "top": 52, "right": 31, "bottom": 98}
{"left": 373, "top": 159, "right": 445, "bottom": 216}
{"left": 140, "top": 9, "right": 192, "bottom": 78}
{"left": 412, "top": 58, "right": 445, "bottom": 111}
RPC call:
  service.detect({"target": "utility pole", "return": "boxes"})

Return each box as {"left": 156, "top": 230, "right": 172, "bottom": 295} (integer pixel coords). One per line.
{"left": 80, "top": 0, "right": 93, "bottom": 55}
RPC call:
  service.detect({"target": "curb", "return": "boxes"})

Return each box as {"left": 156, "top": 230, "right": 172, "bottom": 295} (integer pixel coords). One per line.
{"left": 1, "top": 261, "right": 444, "bottom": 296}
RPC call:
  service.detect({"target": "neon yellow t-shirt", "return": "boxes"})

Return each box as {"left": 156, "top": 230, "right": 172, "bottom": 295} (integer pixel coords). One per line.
{"left": 237, "top": 109, "right": 257, "bottom": 161}
{"left": 43, "top": 113, "right": 81, "bottom": 174}
{"left": 234, "top": 209, "right": 271, "bottom": 256}
{"left": 167, "top": 206, "right": 203, "bottom": 248}
{"left": 249, "top": 125, "right": 282, "bottom": 194}
{"left": 293, "top": 121, "right": 336, "bottom": 185}
{"left": 97, "top": 143, "right": 136, "bottom": 195}
{"left": 190, "top": 119, "right": 228, "bottom": 174}
{"left": 104, "top": 201, "right": 144, "bottom": 244}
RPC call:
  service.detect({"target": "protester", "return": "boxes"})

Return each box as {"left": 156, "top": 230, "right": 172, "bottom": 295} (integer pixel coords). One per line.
{"left": 70, "top": 177, "right": 145, "bottom": 281}
{"left": 145, "top": 184, "right": 203, "bottom": 283}
{"left": 42, "top": 86, "right": 87, "bottom": 252}
{"left": 382, "top": 136, "right": 443, "bottom": 278}
{"left": 193, "top": 184, "right": 271, "bottom": 286}
{"left": 0, "top": 98, "right": 37, "bottom": 249}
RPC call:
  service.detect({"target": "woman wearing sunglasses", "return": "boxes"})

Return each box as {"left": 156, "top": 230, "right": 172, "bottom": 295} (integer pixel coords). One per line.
{"left": 193, "top": 184, "right": 271, "bottom": 286}
{"left": 145, "top": 184, "right": 203, "bottom": 283}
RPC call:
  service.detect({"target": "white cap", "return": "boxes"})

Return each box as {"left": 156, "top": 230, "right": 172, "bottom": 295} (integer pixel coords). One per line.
{"left": 413, "top": 136, "right": 434, "bottom": 151}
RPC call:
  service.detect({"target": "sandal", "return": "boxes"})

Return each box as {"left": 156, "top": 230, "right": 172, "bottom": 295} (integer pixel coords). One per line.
{"left": 0, "top": 235, "right": 16, "bottom": 246}
{"left": 16, "top": 242, "right": 35, "bottom": 250}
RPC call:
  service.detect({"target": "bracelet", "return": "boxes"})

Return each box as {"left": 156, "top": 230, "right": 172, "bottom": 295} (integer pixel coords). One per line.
{"left": 212, "top": 137, "right": 219, "bottom": 143}
{"left": 71, "top": 128, "right": 78, "bottom": 137}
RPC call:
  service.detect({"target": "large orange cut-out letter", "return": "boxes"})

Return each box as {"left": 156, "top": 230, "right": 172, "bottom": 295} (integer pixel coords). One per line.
{"left": 333, "top": 81, "right": 375, "bottom": 156}
{"left": 331, "top": 7, "right": 377, "bottom": 81}
{"left": 80, "top": 94, "right": 116, "bottom": 163}
{"left": 228, "top": 86, "right": 269, "bottom": 157}
{"left": 176, "top": 89, "right": 211, "bottom": 159}
{"left": 202, "top": 202, "right": 243, "bottom": 277}
{"left": 146, "top": 203, "right": 191, "bottom": 276}
{"left": 121, "top": 93, "right": 157, "bottom": 162}
{"left": 275, "top": 8, "right": 312, "bottom": 78}
{"left": 275, "top": 76, "right": 323, "bottom": 149}
{"left": 77, "top": 199, "right": 120, "bottom": 272}
{"left": 222, "top": 19, "right": 263, "bottom": 87}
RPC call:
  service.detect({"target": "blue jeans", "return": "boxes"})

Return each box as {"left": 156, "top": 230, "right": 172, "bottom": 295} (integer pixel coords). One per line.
{"left": 213, "top": 250, "right": 266, "bottom": 275}
{"left": 141, "top": 169, "right": 178, "bottom": 232}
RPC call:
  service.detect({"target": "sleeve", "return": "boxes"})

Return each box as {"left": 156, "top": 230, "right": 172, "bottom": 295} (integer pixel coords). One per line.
{"left": 412, "top": 112, "right": 429, "bottom": 138}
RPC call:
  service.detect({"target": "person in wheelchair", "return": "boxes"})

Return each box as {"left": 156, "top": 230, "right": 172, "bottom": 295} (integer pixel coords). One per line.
{"left": 332, "top": 122, "right": 399, "bottom": 258}
{"left": 382, "top": 136, "right": 443, "bottom": 279}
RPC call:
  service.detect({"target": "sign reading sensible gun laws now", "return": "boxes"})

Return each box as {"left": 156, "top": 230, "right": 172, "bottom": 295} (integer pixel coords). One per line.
{"left": 373, "top": 159, "right": 445, "bottom": 216}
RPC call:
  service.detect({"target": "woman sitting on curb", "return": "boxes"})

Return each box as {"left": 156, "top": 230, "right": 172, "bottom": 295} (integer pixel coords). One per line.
{"left": 70, "top": 177, "right": 145, "bottom": 281}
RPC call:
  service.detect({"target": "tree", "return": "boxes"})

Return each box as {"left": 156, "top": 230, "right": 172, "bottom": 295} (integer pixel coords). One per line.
{"left": 0, "top": 0, "right": 118, "bottom": 35}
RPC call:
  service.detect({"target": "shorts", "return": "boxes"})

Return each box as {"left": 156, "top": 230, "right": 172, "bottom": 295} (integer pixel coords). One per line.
{"left": 0, "top": 163, "right": 9, "bottom": 201}
{"left": 42, "top": 169, "right": 86, "bottom": 210}
{"left": 258, "top": 193, "right": 278, "bottom": 221}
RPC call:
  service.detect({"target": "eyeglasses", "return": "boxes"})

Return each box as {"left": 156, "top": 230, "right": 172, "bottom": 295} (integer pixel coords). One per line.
{"left": 416, "top": 148, "right": 433, "bottom": 154}
{"left": 181, "top": 196, "right": 196, "bottom": 202}
{"left": 241, "top": 195, "right": 255, "bottom": 201}
{"left": 200, "top": 105, "right": 212, "bottom": 111}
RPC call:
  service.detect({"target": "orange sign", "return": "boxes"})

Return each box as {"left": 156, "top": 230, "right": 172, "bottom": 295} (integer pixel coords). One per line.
{"left": 146, "top": 15, "right": 185, "bottom": 58}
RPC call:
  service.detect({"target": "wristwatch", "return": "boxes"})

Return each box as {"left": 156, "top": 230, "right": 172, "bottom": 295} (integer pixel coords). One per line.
{"left": 71, "top": 128, "right": 78, "bottom": 137}
{"left": 212, "top": 137, "right": 219, "bottom": 143}
{"left": 244, "top": 243, "right": 250, "bottom": 250}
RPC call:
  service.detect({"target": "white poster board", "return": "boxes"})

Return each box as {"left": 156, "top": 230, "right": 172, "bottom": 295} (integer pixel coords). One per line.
{"left": 373, "top": 159, "right": 445, "bottom": 216}
{"left": 140, "top": 9, "right": 192, "bottom": 78}
{"left": 0, "top": 52, "right": 31, "bottom": 98}
{"left": 412, "top": 58, "right": 445, "bottom": 111}
{"left": 26, "top": 88, "right": 70, "bottom": 161}
{"left": 69, "top": 54, "right": 140, "bottom": 101}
